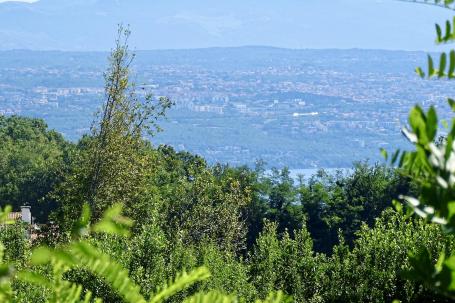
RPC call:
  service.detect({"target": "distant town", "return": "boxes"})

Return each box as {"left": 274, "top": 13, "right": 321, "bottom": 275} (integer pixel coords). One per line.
{"left": 0, "top": 47, "right": 453, "bottom": 168}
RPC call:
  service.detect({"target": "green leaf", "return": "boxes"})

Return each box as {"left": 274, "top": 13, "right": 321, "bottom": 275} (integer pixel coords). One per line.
{"left": 445, "top": 20, "right": 452, "bottom": 41}
{"left": 428, "top": 55, "right": 435, "bottom": 77}
{"left": 30, "top": 247, "right": 52, "bottom": 265}
{"left": 416, "top": 67, "right": 425, "bottom": 78}
{"left": 17, "top": 272, "right": 51, "bottom": 288}
{"left": 426, "top": 106, "right": 438, "bottom": 141}
{"left": 92, "top": 203, "right": 133, "bottom": 237}
{"left": 436, "top": 23, "right": 443, "bottom": 43}
{"left": 447, "top": 201, "right": 455, "bottom": 223}
{"left": 0, "top": 206, "right": 13, "bottom": 225}
{"left": 448, "top": 98, "right": 455, "bottom": 111}
{"left": 392, "top": 199, "right": 403, "bottom": 214}
{"left": 72, "top": 203, "right": 91, "bottom": 237}
{"left": 380, "top": 148, "right": 388, "bottom": 160}
{"left": 448, "top": 51, "right": 455, "bottom": 78}
{"left": 150, "top": 267, "right": 211, "bottom": 303}
{"left": 439, "top": 52, "right": 447, "bottom": 78}
{"left": 391, "top": 150, "right": 401, "bottom": 164}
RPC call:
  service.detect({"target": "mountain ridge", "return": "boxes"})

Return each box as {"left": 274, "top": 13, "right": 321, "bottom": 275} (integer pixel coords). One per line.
{"left": 0, "top": 0, "right": 451, "bottom": 51}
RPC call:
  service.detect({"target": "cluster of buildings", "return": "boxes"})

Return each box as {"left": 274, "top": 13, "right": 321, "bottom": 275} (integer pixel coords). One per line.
{"left": 0, "top": 49, "right": 454, "bottom": 167}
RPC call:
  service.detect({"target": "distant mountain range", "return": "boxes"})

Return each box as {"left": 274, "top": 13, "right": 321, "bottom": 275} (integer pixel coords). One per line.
{"left": 0, "top": 0, "right": 452, "bottom": 51}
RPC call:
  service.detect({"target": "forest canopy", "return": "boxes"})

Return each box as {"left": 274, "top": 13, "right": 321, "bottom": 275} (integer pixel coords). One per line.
{"left": 2, "top": 2, "right": 455, "bottom": 302}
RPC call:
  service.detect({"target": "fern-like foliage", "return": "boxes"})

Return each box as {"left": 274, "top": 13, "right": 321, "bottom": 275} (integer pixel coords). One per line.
{"left": 383, "top": 1, "right": 455, "bottom": 297}
{"left": 256, "top": 291, "right": 291, "bottom": 303}
{"left": 4, "top": 203, "right": 287, "bottom": 303}
{"left": 20, "top": 260, "right": 101, "bottom": 303}
{"left": 150, "top": 267, "right": 211, "bottom": 303}
{"left": 183, "top": 290, "right": 290, "bottom": 303}
{"left": 15, "top": 204, "right": 214, "bottom": 303}
{"left": 408, "top": 0, "right": 455, "bottom": 78}
{"left": 184, "top": 290, "right": 237, "bottom": 303}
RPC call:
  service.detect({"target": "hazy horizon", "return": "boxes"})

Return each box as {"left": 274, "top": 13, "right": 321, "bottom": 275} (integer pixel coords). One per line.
{"left": 0, "top": 0, "right": 453, "bottom": 51}
{"left": 0, "top": 46, "right": 435, "bottom": 52}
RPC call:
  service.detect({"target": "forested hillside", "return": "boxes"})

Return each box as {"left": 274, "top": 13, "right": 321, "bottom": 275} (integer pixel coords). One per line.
{"left": 1, "top": 97, "right": 454, "bottom": 303}
{"left": 3, "top": 2, "right": 455, "bottom": 302}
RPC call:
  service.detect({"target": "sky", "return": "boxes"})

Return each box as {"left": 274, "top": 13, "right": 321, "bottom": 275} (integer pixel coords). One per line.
{"left": 0, "top": 0, "right": 453, "bottom": 51}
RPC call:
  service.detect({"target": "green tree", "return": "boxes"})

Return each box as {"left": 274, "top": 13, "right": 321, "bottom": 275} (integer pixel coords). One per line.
{"left": 250, "top": 220, "right": 321, "bottom": 302}
{"left": 0, "top": 116, "right": 72, "bottom": 222}
{"left": 322, "top": 210, "right": 452, "bottom": 302}
{"left": 53, "top": 26, "right": 171, "bottom": 229}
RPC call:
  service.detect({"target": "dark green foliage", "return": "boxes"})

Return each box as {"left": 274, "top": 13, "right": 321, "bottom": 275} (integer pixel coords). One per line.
{"left": 2, "top": 17, "right": 453, "bottom": 302}
{"left": 302, "top": 163, "right": 414, "bottom": 253}
{"left": 0, "top": 115, "right": 72, "bottom": 222}
{"left": 0, "top": 115, "right": 438, "bottom": 302}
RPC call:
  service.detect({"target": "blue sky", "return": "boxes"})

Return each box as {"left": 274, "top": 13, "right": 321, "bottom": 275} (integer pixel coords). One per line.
{"left": 0, "top": 0, "right": 453, "bottom": 50}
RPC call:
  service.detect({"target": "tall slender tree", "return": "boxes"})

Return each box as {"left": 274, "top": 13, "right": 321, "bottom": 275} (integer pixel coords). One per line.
{"left": 53, "top": 26, "right": 172, "bottom": 226}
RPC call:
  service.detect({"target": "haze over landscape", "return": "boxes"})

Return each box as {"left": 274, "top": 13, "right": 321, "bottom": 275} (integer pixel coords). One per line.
{"left": 5, "top": 1, "right": 455, "bottom": 302}
{"left": 0, "top": 0, "right": 452, "bottom": 51}
{"left": 0, "top": 0, "right": 453, "bottom": 169}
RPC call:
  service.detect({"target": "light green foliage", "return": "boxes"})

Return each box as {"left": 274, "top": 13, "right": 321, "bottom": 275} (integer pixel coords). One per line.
{"left": 13, "top": 204, "right": 214, "bottom": 303}
{"left": 0, "top": 222, "right": 29, "bottom": 264}
{"left": 1, "top": 202, "right": 290, "bottom": 303}
{"left": 196, "top": 242, "right": 256, "bottom": 301}
{"left": 184, "top": 291, "right": 237, "bottom": 303}
{"left": 128, "top": 223, "right": 168, "bottom": 297}
{"left": 53, "top": 26, "right": 172, "bottom": 229}
{"left": 250, "top": 221, "right": 321, "bottom": 302}
{"left": 149, "top": 267, "right": 210, "bottom": 303}
{"left": 5, "top": 18, "right": 454, "bottom": 302}
{"left": 92, "top": 203, "right": 134, "bottom": 237}
{"left": 0, "top": 206, "right": 15, "bottom": 302}
{"left": 183, "top": 290, "right": 290, "bottom": 303}
{"left": 250, "top": 221, "right": 282, "bottom": 298}
{"left": 322, "top": 210, "right": 453, "bottom": 302}
{"left": 144, "top": 147, "right": 250, "bottom": 253}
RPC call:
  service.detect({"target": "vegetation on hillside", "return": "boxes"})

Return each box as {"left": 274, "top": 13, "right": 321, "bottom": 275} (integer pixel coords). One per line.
{"left": 2, "top": 2, "right": 455, "bottom": 301}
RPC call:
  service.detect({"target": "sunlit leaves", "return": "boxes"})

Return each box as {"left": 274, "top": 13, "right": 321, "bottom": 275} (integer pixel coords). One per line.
{"left": 0, "top": 243, "right": 13, "bottom": 303}
{"left": 404, "top": 249, "right": 455, "bottom": 298}
{"left": 92, "top": 203, "right": 133, "bottom": 237}
{"left": 435, "top": 17, "right": 455, "bottom": 44}
{"left": 0, "top": 206, "right": 13, "bottom": 225}
{"left": 150, "top": 267, "right": 211, "bottom": 303}
{"left": 18, "top": 204, "right": 221, "bottom": 303}
{"left": 389, "top": 101, "right": 455, "bottom": 225}
{"left": 416, "top": 51, "right": 455, "bottom": 79}
{"left": 0, "top": 206, "right": 16, "bottom": 302}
